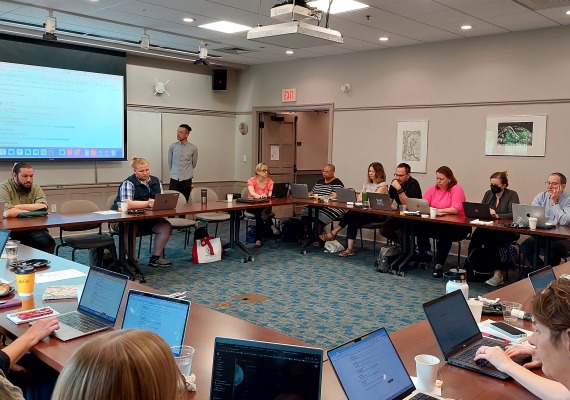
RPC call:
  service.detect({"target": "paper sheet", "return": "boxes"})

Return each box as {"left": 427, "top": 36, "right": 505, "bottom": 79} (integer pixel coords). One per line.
{"left": 94, "top": 210, "right": 120, "bottom": 215}
{"left": 35, "top": 269, "right": 87, "bottom": 284}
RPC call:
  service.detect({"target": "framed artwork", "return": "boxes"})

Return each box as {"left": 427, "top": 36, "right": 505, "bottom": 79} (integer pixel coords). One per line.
{"left": 396, "top": 121, "right": 428, "bottom": 173}
{"left": 485, "top": 115, "right": 547, "bottom": 156}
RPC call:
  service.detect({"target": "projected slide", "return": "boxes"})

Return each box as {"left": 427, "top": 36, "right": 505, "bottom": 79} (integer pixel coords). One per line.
{"left": 0, "top": 61, "right": 124, "bottom": 160}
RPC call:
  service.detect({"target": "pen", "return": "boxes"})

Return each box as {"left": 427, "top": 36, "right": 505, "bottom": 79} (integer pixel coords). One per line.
{"left": 482, "top": 332, "right": 510, "bottom": 344}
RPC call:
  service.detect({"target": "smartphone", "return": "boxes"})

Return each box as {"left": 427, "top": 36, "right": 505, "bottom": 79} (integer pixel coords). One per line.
{"left": 489, "top": 321, "right": 527, "bottom": 339}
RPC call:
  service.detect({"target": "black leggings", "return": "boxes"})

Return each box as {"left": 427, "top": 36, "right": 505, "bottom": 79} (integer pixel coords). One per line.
{"left": 416, "top": 222, "right": 471, "bottom": 265}
{"left": 250, "top": 207, "right": 272, "bottom": 241}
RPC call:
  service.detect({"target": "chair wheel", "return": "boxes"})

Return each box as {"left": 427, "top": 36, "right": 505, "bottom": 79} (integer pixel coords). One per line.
{"left": 301, "top": 250, "right": 307, "bottom": 255}
{"left": 241, "top": 257, "right": 247, "bottom": 263}
{"left": 248, "top": 256, "right": 255, "bottom": 262}
{"left": 398, "top": 271, "right": 405, "bottom": 277}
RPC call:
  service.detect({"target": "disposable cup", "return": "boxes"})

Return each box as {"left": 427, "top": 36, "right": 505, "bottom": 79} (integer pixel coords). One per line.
{"left": 430, "top": 207, "right": 437, "bottom": 218}
{"left": 501, "top": 301, "right": 522, "bottom": 324}
{"left": 15, "top": 266, "right": 35, "bottom": 297}
{"left": 415, "top": 354, "right": 440, "bottom": 392}
{"left": 5, "top": 240, "right": 19, "bottom": 261}
{"left": 172, "top": 345, "right": 195, "bottom": 378}
{"left": 528, "top": 217, "right": 538, "bottom": 230}
{"left": 399, "top": 204, "right": 407, "bottom": 212}
{"left": 226, "top": 193, "right": 234, "bottom": 203}
{"left": 467, "top": 299, "right": 483, "bottom": 323}
{"left": 120, "top": 201, "right": 129, "bottom": 213}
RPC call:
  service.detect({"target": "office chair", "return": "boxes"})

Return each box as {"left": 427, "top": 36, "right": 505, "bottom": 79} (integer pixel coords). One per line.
{"left": 190, "top": 187, "right": 229, "bottom": 237}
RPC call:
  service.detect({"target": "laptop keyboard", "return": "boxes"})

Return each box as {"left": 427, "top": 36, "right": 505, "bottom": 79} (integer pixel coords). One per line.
{"left": 454, "top": 338, "right": 507, "bottom": 367}
{"left": 409, "top": 393, "right": 440, "bottom": 400}
{"left": 57, "top": 312, "right": 108, "bottom": 333}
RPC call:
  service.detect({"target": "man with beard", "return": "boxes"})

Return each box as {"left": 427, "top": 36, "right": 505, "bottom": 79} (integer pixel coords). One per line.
{"left": 0, "top": 162, "right": 56, "bottom": 253}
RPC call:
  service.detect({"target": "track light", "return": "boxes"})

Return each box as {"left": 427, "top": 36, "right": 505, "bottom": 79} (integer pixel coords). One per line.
{"left": 43, "top": 10, "right": 57, "bottom": 41}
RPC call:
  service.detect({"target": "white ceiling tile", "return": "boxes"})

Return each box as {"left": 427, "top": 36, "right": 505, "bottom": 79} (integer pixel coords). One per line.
{"left": 457, "top": 0, "right": 529, "bottom": 18}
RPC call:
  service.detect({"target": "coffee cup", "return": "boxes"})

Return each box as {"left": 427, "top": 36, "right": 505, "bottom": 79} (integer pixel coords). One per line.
{"left": 467, "top": 299, "right": 483, "bottom": 323}
{"left": 119, "top": 201, "right": 129, "bottom": 213}
{"left": 429, "top": 207, "right": 437, "bottom": 218}
{"left": 528, "top": 217, "right": 538, "bottom": 230}
{"left": 226, "top": 193, "right": 234, "bottom": 203}
{"left": 15, "top": 266, "right": 35, "bottom": 297}
{"left": 415, "top": 354, "right": 440, "bottom": 392}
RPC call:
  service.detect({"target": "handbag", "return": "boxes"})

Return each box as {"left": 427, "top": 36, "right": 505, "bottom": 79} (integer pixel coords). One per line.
{"left": 192, "top": 237, "right": 222, "bottom": 264}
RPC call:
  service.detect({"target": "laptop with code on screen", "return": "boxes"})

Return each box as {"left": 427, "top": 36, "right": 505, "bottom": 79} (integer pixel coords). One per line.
{"left": 121, "top": 290, "right": 191, "bottom": 348}
{"left": 210, "top": 337, "right": 323, "bottom": 400}
{"left": 328, "top": 327, "right": 443, "bottom": 400}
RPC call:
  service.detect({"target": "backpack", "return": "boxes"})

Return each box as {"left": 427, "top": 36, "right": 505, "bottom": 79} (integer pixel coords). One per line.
{"left": 464, "top": 247, "right": 493, "bottom": 282}
{"left": 281, "top": 218, "right": 306, "bottom": 243}
{"left": 374, "top": 244, "right": 402, "bottom": 273}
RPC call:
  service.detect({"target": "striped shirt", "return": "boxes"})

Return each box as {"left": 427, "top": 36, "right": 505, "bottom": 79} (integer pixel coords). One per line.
{"left": 304, "top": 178, "right": 345, "bottom": 223}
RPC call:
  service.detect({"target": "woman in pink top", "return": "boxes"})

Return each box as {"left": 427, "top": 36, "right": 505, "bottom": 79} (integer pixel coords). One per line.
{"left": 247, "top": 163, "right": 280, "bottom": 248}
{"left": 416, "top": 166, "right": 471, "bottom": 278}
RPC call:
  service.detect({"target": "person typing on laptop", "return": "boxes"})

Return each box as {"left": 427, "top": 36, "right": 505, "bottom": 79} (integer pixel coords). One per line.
{"left": 520, "top": 172, "right": 570, "bottom": 271}
{"left": 319, "top": 162, "right": 388, "bottom": 257}
{"left": 474, "top": 278, "right": 570, "bottom": 399}
{"left": 247, "top": 162, "right": 280, "bottom": 248}
{"left": 111, "top": 156, "right": 173, "bottom": 268}
{"left": 467, "top": 171, "right": 520, "bottom": 287}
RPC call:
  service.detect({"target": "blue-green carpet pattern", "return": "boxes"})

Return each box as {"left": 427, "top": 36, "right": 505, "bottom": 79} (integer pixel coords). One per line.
{"left": 57, "top": 221, "right": 499, "bottom": 351}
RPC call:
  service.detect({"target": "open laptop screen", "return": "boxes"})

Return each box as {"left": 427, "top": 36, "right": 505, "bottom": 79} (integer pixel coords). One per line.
{"left": 328, "top": 327, "right": 415, "bottom": 400}
{"left": 529, "top": 266, "right": 556, "bottom": 293}
{"left": 210, "top": 337, "right": 323, "bottom": 400}
{"left": 78, "top": 267, "right": 128, "bottom": 324}
{"left": 121, "top": 290, "right": 190, "bottom": 348}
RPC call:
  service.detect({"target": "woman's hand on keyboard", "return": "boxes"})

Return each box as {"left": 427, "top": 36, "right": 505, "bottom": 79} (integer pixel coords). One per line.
{"left": 505, "top": 345, "right": 541, "bottom": 369}
{"left": 474, "top": 345, "right": 513, "bottom": 372}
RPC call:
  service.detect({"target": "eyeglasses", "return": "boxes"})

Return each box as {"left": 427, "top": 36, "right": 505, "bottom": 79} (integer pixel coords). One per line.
{"left": 322, "top": 170, "right": 333, "bottom": 173}
{"left": 545, "top": 181, "right": 560, "bottom": 187}
{"left": 260, "top": 169, "right": 269, "bottom": 173}
{"left": 394, "top": 173, "right": 408, "bottom": 178}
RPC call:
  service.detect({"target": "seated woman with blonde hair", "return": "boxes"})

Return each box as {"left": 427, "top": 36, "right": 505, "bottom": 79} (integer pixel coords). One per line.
{"left": 247, "top": 162, "right": 280, "bottom": 248}
{"left": 51, "top": 329, "right": 186, "bottom": 400}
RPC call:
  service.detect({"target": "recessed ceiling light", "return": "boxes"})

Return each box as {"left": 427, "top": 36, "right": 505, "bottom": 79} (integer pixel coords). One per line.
{"left": 286, "top": 50, "right": 294, "bottom": 54}
{"left": 307, "top": 0, "right": 369, "bottom": 14}
{"left": 199, "top": 21, "right": 251, "bottom": 34}
{"left": 461, "top": 25, "right": 472, "bottom": 30}
{"left": 379, "top": 36, "right": 389, "bottom": 41}
{"left": 183, "top": 17, "right": 194, "bottom": 23}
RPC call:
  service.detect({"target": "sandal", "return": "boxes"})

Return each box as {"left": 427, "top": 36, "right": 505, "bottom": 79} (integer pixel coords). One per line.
{"left": 338, "top": 249, "right": 356, "bottom": 257}
{"left": 319, "top": 232, "right": 337, "bottom": 242}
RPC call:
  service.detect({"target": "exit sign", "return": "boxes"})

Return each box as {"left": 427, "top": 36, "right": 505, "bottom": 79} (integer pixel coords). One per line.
{"left": 282, "top": 88, "right": 297, "bottom": 103}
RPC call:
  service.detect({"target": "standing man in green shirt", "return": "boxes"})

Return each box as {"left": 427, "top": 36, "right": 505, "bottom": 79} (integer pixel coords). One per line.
{"left": 168, "top": 124, "right": 198, "bottom": 201}
{"left": 0, "top": 162, "right": 56, "bottom": 253}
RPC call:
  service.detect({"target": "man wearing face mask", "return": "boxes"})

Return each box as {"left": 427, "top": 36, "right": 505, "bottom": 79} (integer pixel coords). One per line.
{"left": 520, "top": 172, "right": 570, "bottom": 272}
{"left": 467, "top": 171, "right": 520, "bottom": 286}
{"left": 0, "top": 162, "right": 56, "bottom": 253}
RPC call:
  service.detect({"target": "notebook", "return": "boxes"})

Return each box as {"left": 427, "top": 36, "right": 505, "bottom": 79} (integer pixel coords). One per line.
{"left": 529, "top": 266, "right": 556, "bottom": 293}
{"left": 0, "top": 229, "right": 10, "bottom": 254}
{"left": 368, "top": 193, "right": 393, "bottom": 211}
{"left": 146, "top": 192, "right": 179, "bottom": 211}
{"left": 406, "top": 198, "right": 430, "bottom": 215}
{"left": 210, "top": 337, "right": 323, "bottom": 400}
{"left": 463, "top": 202, "right": 493, "bottom": 220}
{"left": 42, "top": 285, "right": 81, "bottom": 301}
{"left": 290, "top": 183, "right": 311, "bottom": 199}
{"left": 335, "top": 188, "right": 357, "bottom": 203}
{"left": 271, "top": 183, "right": 290, "bottom": 198}
{"left": 121, "top": 290, "right": 191, "bottom": 348}
{"left": 51, "top": 267, "right": 128, "bottom": 342}
{"left": 512, "top": 204, "right": 555, "bottom": 229}
{"left": 328, "top": 327, "right": 443, "bottom": 400}
{"left": 423, "top": 290, "right": 531, "bottom": 380}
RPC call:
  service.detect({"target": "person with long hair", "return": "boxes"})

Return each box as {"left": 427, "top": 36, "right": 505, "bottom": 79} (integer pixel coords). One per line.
{"left": 51, "top": 329, "right": 186, "bottom": 400}
{"left": 320, "top": 162, "right": 388, "bottom": 257}
{"left": 247, "top": 162, "right": 280, "bottom": 248}
{"left": 416, "top": 166, "right": 471, "bottom": 278}
{"left": 474, "top": 278, "right": 570, "bottom": 399}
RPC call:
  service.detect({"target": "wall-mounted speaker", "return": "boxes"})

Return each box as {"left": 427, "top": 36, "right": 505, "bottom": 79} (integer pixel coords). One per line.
{"left": 212, "top": 69, "right": 227, "bottom": 91}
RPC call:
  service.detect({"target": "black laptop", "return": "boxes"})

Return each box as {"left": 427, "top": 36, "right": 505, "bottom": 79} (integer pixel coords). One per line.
{"left": 463, "top": 202, "right": 493, "bottom": 220}
{"left": 423, "top": 290, "right": 531, "bottom": 380}
{"left": 271, "top": 183, "right": 290, "bottom": 198}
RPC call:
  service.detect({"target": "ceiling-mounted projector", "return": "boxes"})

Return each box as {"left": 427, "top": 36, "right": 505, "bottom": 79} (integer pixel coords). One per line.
{"left": 247, "top": 21, "right": 342, "bottom": 48}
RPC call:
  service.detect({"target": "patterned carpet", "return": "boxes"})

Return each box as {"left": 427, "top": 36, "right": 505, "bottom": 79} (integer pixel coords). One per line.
{"left": 58, "top": 221, "right": 496, "bottom": 351}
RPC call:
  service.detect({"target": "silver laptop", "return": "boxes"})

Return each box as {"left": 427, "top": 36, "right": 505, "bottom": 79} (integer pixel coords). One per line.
{"left": 335, "top": 188, "right": 357, "bottom": 203}
{"left": 290, "top": 183, "right": 311, "bottom": 199}
{"left": 407, "top": 198, "right": 430, "bottom": 214}
{"left": 369, "top": 193, "right": 393, "bottom": 211}
{"left": 52, "top": 267, "right": 128, "bottom": 341}
{"left": 121, "top": 289, "right": 191, "bottom": 348}
{"left": 529, "top": 266, "right": 556, "bottom": 293}
{"left": 512, "top": 204, "right": 550, "bottom": 228}
{"left": 328, "top": 327, "right": 443, "bottom": 400}
{"left": 146, "top": 192, "right": 179, "bottom": 211}
{"left": 210, "top": 337, "right": 323, "bottom": 400}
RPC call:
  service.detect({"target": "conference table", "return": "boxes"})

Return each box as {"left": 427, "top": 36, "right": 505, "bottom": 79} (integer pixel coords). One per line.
{"left": 1, "top": 246, "right": 569, "bottom": 399}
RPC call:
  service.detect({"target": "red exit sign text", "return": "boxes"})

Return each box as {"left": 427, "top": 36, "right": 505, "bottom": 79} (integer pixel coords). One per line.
{"left": 282, "top": 88, "right": 297, "bottom": 103}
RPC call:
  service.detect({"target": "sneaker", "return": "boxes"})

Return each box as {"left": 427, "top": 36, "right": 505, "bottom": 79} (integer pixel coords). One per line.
{"left": 432, "top": 264, "right": 444, "bottom": 278}
{"left": 485, "top": 274, "right": 504, "bottom": 287}
{"left": 148, "top": 257, "right": 172, "bottom": 268}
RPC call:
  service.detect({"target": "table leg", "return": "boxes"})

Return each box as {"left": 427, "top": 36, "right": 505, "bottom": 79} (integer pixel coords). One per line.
{"left": 301, "top": 206, "right": 319, "bottom": 254}
{"left": 116, "top": 221, "right": 146, "bottom": 283}
{"left": 222, "top": 210, "right": 253, "bottom": 262}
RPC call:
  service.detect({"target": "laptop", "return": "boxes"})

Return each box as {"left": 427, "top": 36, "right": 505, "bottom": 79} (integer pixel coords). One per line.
{"left": 210, "top": 337, "right": 323, "bottom": 400}
{"left": 369, "top": 193, "right": 394, "bottom": 211}
{"left": 52, "top": 267, "right": 128, "bottom": 341}
{"left": 406, "top": 198, "right": 430, "bottom": 215}
{"left": 236, "top": 197, "right": 270, "bottom": 204}
{"left": 423, "top": 290, "right": 531, "bottom": 380}
{"left": 328, "top": 327, "right": 443, "bottom": 400}
{"left": 290, "top": 183, "right": 311, "bottom": 199}
{"left": 146, "top": 192, "right": 179, "bottom": 211}
{"left": 335, "top": 188, "right": 357, "bottom": 203}
{"left": 121, "top": 289, "right": 191, "bottom": 348}
{"left": 271, "top": 183, "right": 290, "bottom": 198}
{"left": 0, "top": 229, "right": 10, "bottom": 255}
{"left": 511, "top": 204, "right": 555, "bottom": 229}
{"left": 529, "top": 266, "right": 556, "bottom": 293}
{"left": 463, "top": 202, "right": 493, "bottom": 220}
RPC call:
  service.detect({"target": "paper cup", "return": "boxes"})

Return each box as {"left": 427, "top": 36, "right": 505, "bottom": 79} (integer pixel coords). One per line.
{"left": 467, "top": 299, "right": 483, "bottom": 323}
{"left": 528, "top": 217, "right": 538, "bottom": 230}
{"left": 415, "top": 354, "right": 440, "bottom": 392}
{"left": 120, "top": 201, "right": 129, "bottom": 213}
{"left": 15, "top": 267, "right": 35, "bottom": 297}
{"left": 429, "top": 207, "right": 437, "bottom": 218}
{"left": 226, "top": 193, "right": 234, "bottom": 203}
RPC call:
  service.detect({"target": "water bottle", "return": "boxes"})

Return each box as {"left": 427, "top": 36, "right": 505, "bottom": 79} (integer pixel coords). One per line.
{"left": 200, "top": 189, "right": 207, "bottom": 204}
{"left": 444, "top": 269, "right": 469, "bottom": 300}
